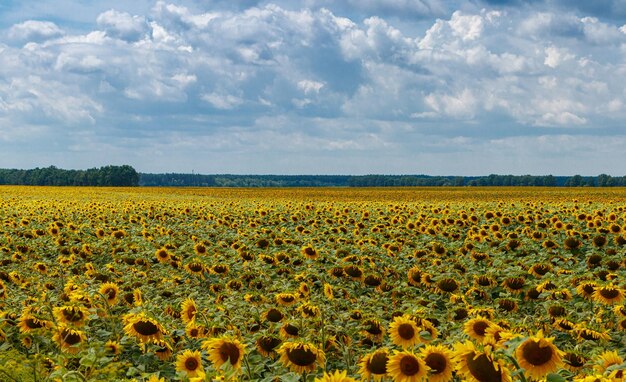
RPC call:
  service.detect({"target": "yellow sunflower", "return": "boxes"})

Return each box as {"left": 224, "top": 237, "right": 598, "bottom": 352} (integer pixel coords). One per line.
{"left": 515, "top": 330, "right": 564, "bottom": 380}
{"left": 362, "top": 319, "right": 386, "bottom": 342}
{"left": 454, "top": 341, "right": 512, "bottom": 382}
{"left": 278, "top": 341, "right": 325, "bottom": 374}
{"left": 464, "top": 317, "right": 493, "bottom": 342}
{"left": 53, "top": 305, "right": 90, "bottom": 327}
{"left": 202, "top": 336, "right": 246, "bottom": 371}
{"left": 576, "top": 281, "right": 598, "bottom": 300}
{"left": 18, "top": 313, "right": 53, "bottom": 333}
{"left": 155, "top": 247, "right": 171, "bottom": 263}
{"left": 419, "top": 345, "right": 454, "bottom": 382}
{"left": 387, "top": 350, "right": 429, "bottom": 382}
{"left": 180, "top": 297, "right": 198, "bottom": 324}
{"left": 123, "top": 312, "right": 165, "bottom": 343}
{"left": 151, "top": 339, "right": 173, "bottom": 361}
{"left": 594, "top": 350, "right": 623, "bottom": 374}
{"left": 389, "top": 315, "right": 421, "bottom": 348}
{"left": 175, "top": 349, "right": 205, "bottom": 378}
{"left": 314, "top": 370, "right": 357, "bottom": 382}
{"left": 275, "top": 292, "right": 299, "bottom": 306}
{"left": 53, "top": 325, "right": 86, "bottom": 354}
{"left": 593, "top": 285, "right": 624, "bottom": 305}
{"left": 358, "top": 348, "right": 389, "bottom": 381}
{"left": 256, "top": 336, "right": 282, "bottom": 358}
{"left": 98, "top": 282, "right": 120, "bottom": 306}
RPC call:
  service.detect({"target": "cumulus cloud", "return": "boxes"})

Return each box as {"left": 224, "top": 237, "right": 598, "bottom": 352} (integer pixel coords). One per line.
{"left": 1, "top": 1, "right": 626, "bottom": 174}
{"left": 8, "top": 20, "right": 64, "bottom": 42}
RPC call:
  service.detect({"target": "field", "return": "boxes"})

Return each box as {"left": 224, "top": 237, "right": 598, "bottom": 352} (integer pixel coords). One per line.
{"left": 0, "top": 186, "right": 625, "bottom": 381}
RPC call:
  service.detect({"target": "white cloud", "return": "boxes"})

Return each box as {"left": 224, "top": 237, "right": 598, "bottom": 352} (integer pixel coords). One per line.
{"left": 544, "top": 46, "right": 575, "bottom": 68}
{"left": 8, "top": 20, "right": 64, "bottom": 42}
{"left": 202, "top": 92, "right": 244, "bottom": 109}
{"left": 297, "top": 79, "right": 325, "bottom": 94}
{"left": 97, "top": 10, "right": 149, "bottom": 41}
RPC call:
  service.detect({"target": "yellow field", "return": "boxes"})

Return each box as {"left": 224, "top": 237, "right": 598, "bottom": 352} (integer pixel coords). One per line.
{"left": 0, "top": 186, "right": 625, "bottom": 381}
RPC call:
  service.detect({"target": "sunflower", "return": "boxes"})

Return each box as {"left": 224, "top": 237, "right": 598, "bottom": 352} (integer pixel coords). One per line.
{"left": 175, "top": 349, "right": 205, "bottom": 378}
{"left": 18, "top": 313, "right": 53, "bottom": 333}
{"left": 358, "top": 348, "right": 389, "bottom": 381}
{"left": 184, "top": 261, "right": 205, "bottom": 277}
{"left": 104, "top": 340, "right": 122, "bottom": 355}
{"left": 202, "top": 336, "right": 246, "bottom": 371}
{"left": 594, "top": 350, "right": 623, "bottom": 375}
{"left": 155, "top": 247, "right": 171, "bottom": 263}
{"left": 563, "top": 352, "right": 587, "bottom": 372}
{"left": 389, "top": 315, "right": 421, "bottom": 348}
{"left": 454, "top": 341, "right": 512, "bottom": 382}
{"left": 436, "top": 278, "right": 460, "bottom": 294}
{"left": 185, "top": 322, "right": 208, "bottom": 339}
{"left": 275, "top": 292, "right": 299, "bottom": 306}
{"left": 301, "top": 245, "right": 319, "bottom": 260}
{"left": 180, "top": 298, "right": 198, "bottom": 324}
{"left": 362, "top": 319, "right": 386, "bottom": 341}
{"left": 98, "top": 282, "right": 120, "bottom": 306}
{"left": 53, "top": 305, "right": 90, "bottom": 327}
{"left": 464, "top": 317, "right": 493, "bottom": 342}
{"left": 515, "top": 330, "right": 563, "bottom": 379}
{"left": 387, "top": 350, "right": 429, "bottom": 382}
{"left": 314, "top": 370, "right": 357, "bottom": 382}
{"left": 152, "top": 339, "right": 173, "bottom": 361}
{"left": 419, "top": 345, "right": 454, "bottom": 382}
{"left": 298, "top": 302, "right": 320, "bottom": 319}
{"left": 324, "top": 283, "right": 334, "bottom": 299}
{"left": 280, "top": 323, "right": 300, "bottom": 339}
{"left": 407, "top": 267, "right": 423, "bottom": 286}
{"left": 592, "top": 285, "right": 624, "bottom": 305}
{"left": 53, "top": 325, "right": 86, "bottom": 354}
{"left": 256, "top": 335, "right": 282, "bottom": 358}
{"left": 576, "top": 326, "right": 611, "bottom": 341}
{"left": 278, "top": 341, "right": 326, "bottom": 374}
{"left": 502, "top": 277, "right": 525, "bottom": 294}
{"left": 123, "top": 313, "right": 166, "bottom": 343}
{"left": 263, "top": 307, "right": 284, "bottom": 323}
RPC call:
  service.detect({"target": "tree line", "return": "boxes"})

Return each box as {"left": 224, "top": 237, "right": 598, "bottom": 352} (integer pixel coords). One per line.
{"left": 0, "top": 165, "right": 139, "bottom": 186}
{"left": 2, "top": 167, "right": 626, "bottom": 187}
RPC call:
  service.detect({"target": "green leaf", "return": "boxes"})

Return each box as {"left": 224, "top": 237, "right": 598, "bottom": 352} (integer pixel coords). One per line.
{"left": 546, "top": 373, "right": 567, "bottom": 382}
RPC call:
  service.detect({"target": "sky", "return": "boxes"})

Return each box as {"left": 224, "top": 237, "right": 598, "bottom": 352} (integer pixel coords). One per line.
{"left": 1, "top": 0, "right": 626, "bottom": 175}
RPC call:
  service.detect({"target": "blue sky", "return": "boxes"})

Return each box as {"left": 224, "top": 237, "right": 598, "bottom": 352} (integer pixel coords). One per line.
{"left": 1, "top": 0, "right": 626, "bottom": 175}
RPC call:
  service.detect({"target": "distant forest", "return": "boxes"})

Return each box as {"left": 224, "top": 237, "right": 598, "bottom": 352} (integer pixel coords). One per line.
{"left": 1, "top": 166, "right": 626, "bottom": 187}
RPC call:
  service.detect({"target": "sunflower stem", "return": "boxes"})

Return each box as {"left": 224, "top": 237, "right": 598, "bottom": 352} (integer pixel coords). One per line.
{"left": 243, "top": 354, "right": 253, "bottom": 381}
{"left": 503, "top": 354, "right": 527, "bottom": 382}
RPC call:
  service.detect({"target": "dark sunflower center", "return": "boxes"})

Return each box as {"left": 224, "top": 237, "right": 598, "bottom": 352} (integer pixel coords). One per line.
{"left": 506, "top": 278, "right": 524, "bottom": 290}
{"left": 62, "top": 309, "right": 83, "bottom": 322}
{"left": 186, "top": 307, "right": 197, "bottom": 320}
{"left": 521, "top": 340, "right": 553, "bottom": 366}
{"left": 582, "top": 284, "right": 595, "bottom": 294}
{"left": 473, "top": 321, "right": 489, "bottom": 336}
{"left": 104, "top": 288, "right": 117, "bottom": 299}
{"left": 25, "top": 318, "right": 44, "bottom": 329}
{"left": 466, "top": 353, "right": 503, "bottom": 382}
{"left": 219, "top": 342, "right": 241, "bottom": 365}
{"left": 564, "top": 353, "right": 585, "bottom": 367}
{"left": 286, "top": 347, "right": 316, "bottom": 366}
{"left": 368, "top": 352, "right": 388, "bottom": 374}
{"left": 280, "top": 295, "right": 295, "bottom": 303}
{"left": 397, "top": 323, "right": 415, "bottom": 340}
{"left": 266, "top": 309, "right": 283, "bottom": 322}
{"left": 599, "top": 288, "right": 619, "bottom": 299}
{"left": 425, "top": 353, "right": 447, "bottom": 374}
{"left": 188, "top": 264, "right": 203, "bottom": 272}
{"left": 365, "top": 322, "right": 382, "bottom": 335}
{"left": 214, "top": 265, "right": 227, "bottom": 273}
{"left": 133, "top": 320, "right": 159, "bottom": 336}
{"left": 437, "top": 279, "right": 459, "bottom": 292}
{"left": 345, "top": 266, "right": 363, "bottom": 278}
{"left": 365, "top": 275, "right": 381, "bottom": 286}
{"left": 410, "top": 271, "right": 422, "bottom": 282}
{"left": 399, "top": 355, "right": 421, "bottom": 376}
{"left": 63, "top": 330, "right": 82, "bottom": 345}
{"left": 185, "top": 357, "right": 199, "bottom": 370}
{"left": 259, "top": 337, "right": 281, "bottom": 352}
{"left": 284, "top": 324, "right": 299, "bottom": 336}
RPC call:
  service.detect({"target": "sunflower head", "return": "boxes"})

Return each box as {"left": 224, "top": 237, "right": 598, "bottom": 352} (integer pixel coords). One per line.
{"left": 389, "top": 315, "right": 421, "bottom": 348}
{"left": 420, "top": 345, "right": 454, "bottom": 382}
{"left": 358, "top": 348, "right": 389, "bottom": 381}
{"left": 278, "top": 341, "right": 325, "bottom": 374}
{"left": 515, "top": 330, "right": 564, "bottom": 380}
{"left": 176, "top": 349, "right": 205, "bottom": 378}
{"left": 202, "top": 336, "right": 246, "bottom": 370}
{"left": 387, "top": 350, "right": 429, "bottom": 382}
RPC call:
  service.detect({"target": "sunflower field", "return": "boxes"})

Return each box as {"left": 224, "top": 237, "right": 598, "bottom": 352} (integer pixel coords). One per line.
{"left": 0, "top": 186, "right": 625, "bottom": 382}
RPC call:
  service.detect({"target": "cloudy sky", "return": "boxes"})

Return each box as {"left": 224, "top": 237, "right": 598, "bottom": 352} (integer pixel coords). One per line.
{"left": 1, "top": 0, "right": 626, "bottom": 175}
